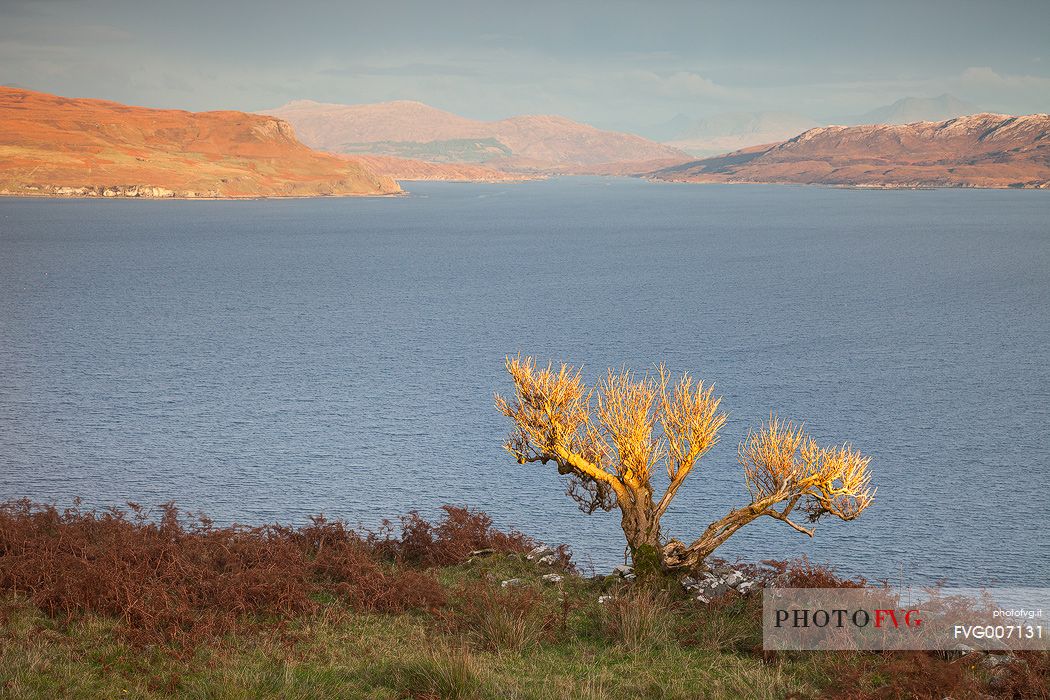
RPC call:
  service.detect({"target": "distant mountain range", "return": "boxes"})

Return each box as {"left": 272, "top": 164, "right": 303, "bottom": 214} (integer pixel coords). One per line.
{"left": 648, "top": 95, "right": 985, "bottom": 157}
{"left": 649, "top": 113, "right": 1050, "bottom": 189}
{"left": 849, "top": 94, "right": 980, "bottom": 126}
{"left": 2, "top": 87, "right": 1044, "bottom": 194}
{"left": 0, "top": 87, "right": 400, "bottom": 198}
{"left": 650, "top": 111, "right": 820, "bottom": 157}
{"left": 260, "top": 100, "right": 690, "bottom": 174}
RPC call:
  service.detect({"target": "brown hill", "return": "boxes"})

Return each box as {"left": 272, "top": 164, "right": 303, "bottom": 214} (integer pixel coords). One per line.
{"left": 261, "top": 100, "right": 690, "bottom": 173}
{"left": 0, "top": 88, "right": 400, "bottom": 198}
{"left": 650, "top": 114, "right": 1050, "bottom": 188}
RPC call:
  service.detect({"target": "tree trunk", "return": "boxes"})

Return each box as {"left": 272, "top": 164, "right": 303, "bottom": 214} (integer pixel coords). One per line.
{"left": 660, "top": 505, "right": 766, "bottom": 571}
{"left": 619, "top": 494, "right": 663, "bottom": 574}
{"left": 618, "top": 492, "right": 775, "bottom": 574}
{"left": 620, "top": 503, "right": 659, "bottom": 551}
{"left": 660, "top": 539, "right": 703, "bottom": 571}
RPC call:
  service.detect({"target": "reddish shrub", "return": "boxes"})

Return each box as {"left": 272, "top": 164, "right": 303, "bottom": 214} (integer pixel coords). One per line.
{"left": 0, "top": 500, "right": 521, "bottom": 648}
{"left": 298, "top": 517, "right": 445, "bottom": 613}
{"left": 828, "top": 651, "right": 984, "bottom": 700}
{"left": 0, "top": 499, "right": 314, "bottom": 647}
{"left": 760, "top": 556, "right": 868, "bottom": 589}
{"left": 986, "top": 651, "right": 1050, "bottom": 699}
{"left": 372, "top": 505, "right": 537, "bottom": 567}
{"left": 823, "top": 650, "right": 1050, "bottom": 700}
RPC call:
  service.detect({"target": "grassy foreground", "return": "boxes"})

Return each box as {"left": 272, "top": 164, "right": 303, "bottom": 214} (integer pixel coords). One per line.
{"left": 0, "top": 501, "right": 1046, "bottom": 699}
{"left": 0, "top": 587, "right": 817, "bottom": 699}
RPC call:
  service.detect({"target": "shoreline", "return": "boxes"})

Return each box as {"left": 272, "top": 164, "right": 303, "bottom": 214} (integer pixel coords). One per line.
{"left": 0, "top": 190, "right": 408, "bottom": 201}
{"left": 6, "top": 177, "right": 1050, "bottom": 200}
{"left": 642, "top": 176, "right": 1050, "bottom": 190}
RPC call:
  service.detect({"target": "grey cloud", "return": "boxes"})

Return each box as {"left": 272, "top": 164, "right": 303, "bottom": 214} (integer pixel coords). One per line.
{"left": 1, "top": 0, "right": 1047, "bottom": 126}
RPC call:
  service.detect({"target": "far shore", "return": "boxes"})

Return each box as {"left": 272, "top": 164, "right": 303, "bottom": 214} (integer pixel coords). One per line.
{"left": 0, "top": 190, "right": 408, "bottom": 201}
{"left": 6, "top": 176, "right": 1050, "bottom": 200}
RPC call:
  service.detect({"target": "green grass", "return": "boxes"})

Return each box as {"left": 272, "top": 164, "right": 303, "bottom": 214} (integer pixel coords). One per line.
{"left": 0, "top": 555, "right": 1040, "bottom": 699}
{"left": 0, "top": 602, "right": 815, "bottom": 699}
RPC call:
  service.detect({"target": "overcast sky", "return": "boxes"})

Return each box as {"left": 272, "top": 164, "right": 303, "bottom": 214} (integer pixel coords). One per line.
{"left": 2, "top": 0, "right": 1048, "bottom": 132}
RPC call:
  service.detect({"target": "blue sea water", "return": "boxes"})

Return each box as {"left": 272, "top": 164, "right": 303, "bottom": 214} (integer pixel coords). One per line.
{"left": 1, "top": 178, "right": 1047, "bottom": 585}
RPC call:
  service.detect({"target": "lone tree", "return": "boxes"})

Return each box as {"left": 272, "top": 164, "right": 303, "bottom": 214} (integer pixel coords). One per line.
{"left": 495, "top": 356, "right": 875, "bottom": 572}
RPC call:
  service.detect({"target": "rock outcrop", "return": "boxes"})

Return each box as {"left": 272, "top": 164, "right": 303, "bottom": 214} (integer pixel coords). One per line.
{"left": 680, "top": 564, "right": 760, "bottom": 603}
{"left": 0, "top": 87, "right": 400, "bottom": 198}
{"left": 650, "top": 113, "right": 1050, "bottom": 189}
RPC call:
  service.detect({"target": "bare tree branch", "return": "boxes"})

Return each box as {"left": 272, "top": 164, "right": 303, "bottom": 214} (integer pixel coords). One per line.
{"left": 496, "top": 355, "right": 875, "bottom": 572}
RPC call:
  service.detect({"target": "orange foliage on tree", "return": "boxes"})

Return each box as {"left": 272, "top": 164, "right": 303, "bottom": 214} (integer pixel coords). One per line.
{"left": 495, "top": 355, "right": 875, "bottom": 572}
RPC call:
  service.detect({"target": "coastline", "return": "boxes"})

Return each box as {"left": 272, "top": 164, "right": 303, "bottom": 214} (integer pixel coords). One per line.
{"left": 7, "top": 176, "right": 1050, "bottom": 200}
{"left": 0, "top": 189, "right": 408, "bottom": 200}
{"left": 642, "top": 176, "right": 1050, "bottom": 190}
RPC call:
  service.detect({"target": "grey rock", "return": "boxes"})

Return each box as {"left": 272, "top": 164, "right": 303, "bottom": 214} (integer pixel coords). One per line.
{"left": 736, "top": 581, "right": 757, "bottom": 595}
{"left": 724, "top": 571, "right": 744, "bottom": 587}
{"left": 537, "top": 554, "right": 557, "bottom": 566}
{"left": 540, "top": 573, "right": 564, "bottom": 584}
{"left": 981, "top": 654, "right": 1017, "bottom": 669}
{"left": 702, "top": 582, "right": 730, "bottom": 598}
{"left": 598, "top": 595, "right": 613, "bottom": 604}
{"left": 695, "top": 575, "right": 718, "bottom": 590}
{"left": 695, "top": 594, "right": 711, "bottom": 604}
{"left": 612, "top": 564, "right": 634, "bottom": 578}
{"left": 500, "top": 578, "right": 525, "bottom": 588}
{"left": 526, "top": 545, "right": 555, "bottom": 561}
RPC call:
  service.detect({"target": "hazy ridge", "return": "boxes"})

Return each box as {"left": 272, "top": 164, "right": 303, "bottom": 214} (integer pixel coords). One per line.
{"left": 261, "top": 99, "right": 691, "bottom": 174}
